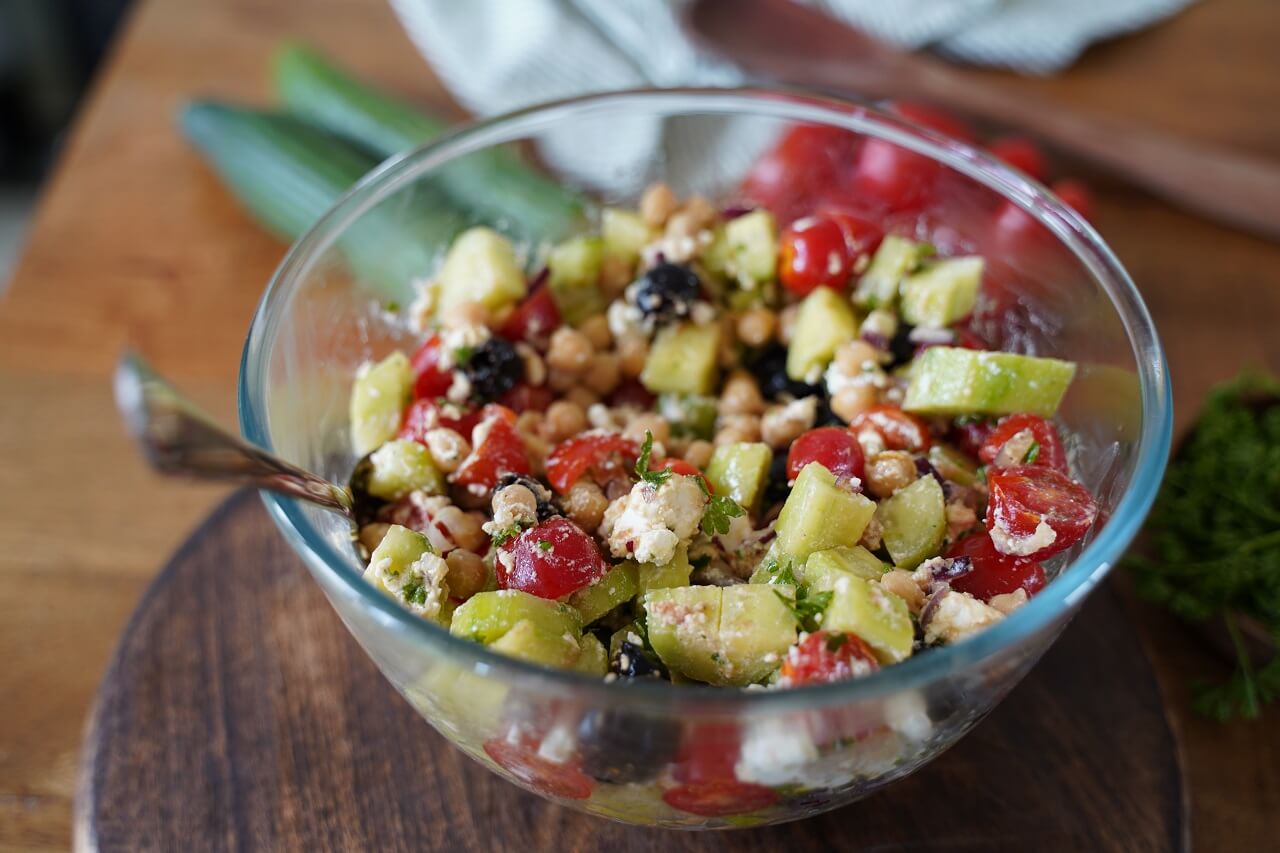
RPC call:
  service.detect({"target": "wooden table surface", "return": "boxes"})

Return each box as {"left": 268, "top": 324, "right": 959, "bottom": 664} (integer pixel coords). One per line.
{"left": 0, "top": 0, "right": 1276, "bottom": 849}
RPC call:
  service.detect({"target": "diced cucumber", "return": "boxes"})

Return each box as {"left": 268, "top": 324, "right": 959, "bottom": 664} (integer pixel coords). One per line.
{"left": 644, "top": 585, "right": 796, "bottom": 686}
{"left": 489, "top": 618, "right": 584, "bottom": 669}
{"left": 853, "top": 235, "right": 930, "bottom": 309}
{"left": 602, "top": 207, "right": 654, "bottom": 266}
{"left": 879, "top": 475, "right": 947, "bottom": 570}
{"left": 366, "top": 438, "right": 446, "bottom": 500}
{"left": 814, "top": 573, "right": 914, "bottom": 664}
{"left": 450, "top": 589, "right": 582, "bottom": 644}
{"left": 364, "top": 525, "right": 450, "bottom": 622}
{"left": 704, "top": 209, "right": 778, "bottom": 285}
{"left": 641, "top": 322, "right": 721, "bottom": 395}
{"left": 658, "top": 393, "right": 719, "bottom": 441}
{"left": 706, "top": 442, "right": 773, "bottom": 513}
{"left": 566, "top": 562, "right": 639, "bottom": 625}
{"left": 349, "top": 351, "right": 412, "bottom": 455}
{"left": 804, "top": 545, "right": 887, "bottom": 582}
{"left": 928, "top": 443, "right": 982, "bottom": 488}
{"left": 547, "top": 235, "right": 606, "bottom": 325}
{"left": 899, "top": 256, "right": 984, "bottom": 329}
{"left": 575, "top": 633, "right": 609, "bottom": 676}
{"left": 786, "top": 287, "right": 859, "bottom": 382}
{"left": 644, "top": 585, "right": 722, "bottom": 683}
{"left": 775, "top": 462, "right": 876, "bottom": 560}
{"left": 635, "top": 545, "right": 693, "bottom": 592}
{"left": 436, "top": 226, "right": 527, "bottom": 318}
{"left": 903, "top": 346, "right": 1077, "bottom": 417}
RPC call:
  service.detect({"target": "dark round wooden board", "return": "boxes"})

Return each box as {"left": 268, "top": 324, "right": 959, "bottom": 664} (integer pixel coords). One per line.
{"left": 76, "top": 490, "right": 1187, "bottom": 851}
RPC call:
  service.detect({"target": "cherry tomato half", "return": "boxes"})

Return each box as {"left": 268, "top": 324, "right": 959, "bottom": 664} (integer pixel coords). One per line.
{"left": 950, "top": 418, "right": 993, "bottom": 460}
{"left": 409, "top": 334, "right": 453, "bottom": 399}
{"left": 740, "top": 124, "right": 861, "bottom": 223}
{"left": 453, "top": 405, "right": 530, "bottom": 489}
{"left": 780, "top": 631, "right": 880, "bottom": 686}
{"left": 978, "top": 413, "right": 1068, "bottom": 473}
{"left": 397, "top": 397, "right": 482, "bottom": 443}
{"left": 657, "top": 458, "right": 712, "bottom": 492}
{"left": 988, "top": 136, "right": 1047, "bottom": 182}
{"left": 672, "top": 722, "right": 741, "bottom": 785}
{"left": 778, "top": 213, "right": 882, "bottom": 297}
{"left": 986, "top": 465, "right": 1099, "bottom": 560}
{"left": 787, "top": 427, "right": 866, "bottom": 483}
{"left": 663, "top": 781, "right": 779, "bottom": 817}
{"left": 945, "top": 530, "right": 1046, "bottom": 601}
{"left": 545, "top": 433, "right": 640, "bottom": 494}
{"left": 498, "top": 517, "right": 609, "bottom": 600}
{"left": 848, "top": 405, "right": 932, "bottom": 453}
{"left": 499, "top": 284, "right": 560, "bottom": 351}
{"left": 484, "top": 737, "right": 593, "bottom": 800}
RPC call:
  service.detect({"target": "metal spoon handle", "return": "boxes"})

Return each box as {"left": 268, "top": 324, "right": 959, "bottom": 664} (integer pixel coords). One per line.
{"left": 114, "top": 350, "right": 354, "bottom": 517}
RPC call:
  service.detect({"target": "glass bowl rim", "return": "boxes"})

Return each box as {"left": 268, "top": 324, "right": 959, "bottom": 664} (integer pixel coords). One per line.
{"left": 239, "top": 86, "right": 1172, "bottom": 714}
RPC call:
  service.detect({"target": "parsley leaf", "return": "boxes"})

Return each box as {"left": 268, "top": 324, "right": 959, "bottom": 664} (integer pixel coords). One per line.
{"left": 537, "top": 539, "right": 553, "bottom": 552}
{"left": 634, "top": 430, "right": 672, "bottom": 488}
{"left": 773, "top": 588, "right": 834, "bottom": 633}
{"left": 826, "top": 633, "right": 850, "bottom": 653}
{"left": 453, "top": 345, "right": 475, "bottom": 365}
{"left": 489, "top": 521, "right": 528, "bottom": 548}
{"left": 691, "top": 472, "right": 745, "bottom": 535}
{"left": 401, "top": 579, "right": 428, "bottom": 606}
{"left": 1125, "top": 372, "right": 1280, "bottom": 721}
{"left": 1023, "top": 440, "right": 1041, "bottom": 464}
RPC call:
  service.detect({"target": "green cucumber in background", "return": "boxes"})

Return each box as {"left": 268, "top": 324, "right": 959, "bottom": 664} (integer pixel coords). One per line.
{"left": 180, "top": 101, "right": 463, "bottom": 301}
{"left": 271, "top": 42, "right": 586, "bottom": 242}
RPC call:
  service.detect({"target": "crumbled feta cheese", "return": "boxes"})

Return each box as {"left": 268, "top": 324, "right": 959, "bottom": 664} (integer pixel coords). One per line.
{"left": 364, "top": 549, "right": 450, "bottom": 621}
{"left": 990, "top": 518, "right": 1057, "bottom": 557}
{"left": 600, "top": 475, "right": 708, "bottom": 565}
{"left": 735, "top": 717, "right": 855, "bottom": 789}
{"left": 989, "top": 588, "right": 1029, "bottom": 614}
{"left": 407, "top": 279, "right": 441, "bottom": 333}
{"left": 607, "top": 299, "right": 645, "bottom": 339}
{"left": 445, "top": 370, "right": 472, "bottom": 404}
{"left": 922, "top": 590, "right": 1004, "bottom": 645}
{"left": 992, "top": 428, "right": 1036, "bottom": 469}
{"left": 885, "top": 691, "right": 933, "bottom": 741}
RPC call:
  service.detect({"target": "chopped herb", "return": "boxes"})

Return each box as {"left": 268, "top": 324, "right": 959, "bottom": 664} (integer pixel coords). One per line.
{"left": 692, "top": 473, "right": 745, "bottom": 536}
{"left": 384, "top": 300, "right": 401, "bottom": 312}
{"left": 401, "top": 579, "right": 428, "bottom": 606}
{"left": 537, "top": 539, "right": 553, "bottom": 552}
{"left": 453, "top": 345, "right": 475, "bottom": 365}
{"left": 710, "top": 652, "right": 724, "bottom": 664}
{"left": 1023, "top": 440, "right": 1041, "bottom": 464}
{"left": 826, "top": 633, "right": 850, "bottom": 653}
{"left": 1125, "top": 373, "right": 1280, "bottom": 721}
{"left": 489, "top": 522, "right": 528, "bottom": 547}
{"left": 975, "top": 465, "right": 988, "bottom": 484}
{"left": 774, "top": 588, "right": 833, "bottom": 633}
{"left": 634, "top": 430, "right": 673, "bottom": 487}
{"left": 761, "top": 557, "right": 799, "bottom": 587}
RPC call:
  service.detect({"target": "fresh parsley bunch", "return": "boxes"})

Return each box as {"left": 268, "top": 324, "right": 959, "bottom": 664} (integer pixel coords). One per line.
{"left": 1126, "top": 373, "right": 1280, "bottom": 721}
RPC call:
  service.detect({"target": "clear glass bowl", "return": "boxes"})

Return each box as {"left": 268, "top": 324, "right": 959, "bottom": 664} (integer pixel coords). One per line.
{"left": 239, "top": 89, "right": 1171, "bottom": 828}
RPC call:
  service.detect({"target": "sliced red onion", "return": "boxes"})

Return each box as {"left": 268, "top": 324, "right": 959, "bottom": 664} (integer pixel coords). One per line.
{"left": 720, "top": 204, "right": 756, "bottom": 219}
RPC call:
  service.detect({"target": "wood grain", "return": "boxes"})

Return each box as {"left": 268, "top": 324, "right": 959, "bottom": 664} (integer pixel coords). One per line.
{"left": 0, "top": 0, "right": 1278, "bottom": 848}
{"left": 77, "top": 491, "right": 1185, "bottom": 851}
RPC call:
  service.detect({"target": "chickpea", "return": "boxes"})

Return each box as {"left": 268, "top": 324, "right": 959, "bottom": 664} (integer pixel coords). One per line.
{"left": 516, "top": 411, "right": 543, "bottom": 438}
{"left": 831, "top": 384, "right": 879, "bottom": 423}
{"left": 564, "top": 387, "right": 600, "bottom": 410}
{"left": 616, "top": 332, "right": 649, "bottom": 378}
{"left": 515, "top": 343, "right": 547, "bottom": 387}
{"left": 880, "top": 569, "right": 926, "bottom": 613}
{"left": 719, "top": 370, "right": 766, "bottom": 416}
{"left": 864, "top": 450, "right": 918, "bottom": 499}
{"left": 546, "top": 327, "right": 594, "bottom": 373}
{"left": 600, "top": 253, "right": 635, "bottom": 297}
{"left": 718, "top": 314, "right": 739, "bottom": 368}
{"left": 543, "top": 400, "right": 587, "bottom": 443}
{"left": 946, "top": 501, "right": 979, "bottom": 540}
{"left": 578, "top": 314, "right": 613, "bottom": 350}
{"left": 423, "top": 428, "right": 471, "bottom": 473}
{"left": 778, "top": 304, "right": 800, "bottom": 345}
{"left": 679, "top": 195, "right": 717, "bottom": 232}
{"left": 358, "top": 522, "right": 391, "bottom": 554}
{"left": 583, "top": 353, "right": 622, "bottom": 396}
{"left": 640, "top": 182, "right": 679, "bottom": 228}
{"left": 435, "top": 505, "right": 488, "bottom": 552}
{"left": 490, "top": 484, "right": 538, "bottom": 530}
{"left": 835, "top": 340, "right": 883, "bottom": 375}
{"left": 547, "top": 367, "right": 579, "bottom": 393}
{"left": 736, "top": 307, "right": 778, "bottom": 347}
{"left": 715, "top": 413, "right": 762, "bottom": 445}
{"left": 760, "top": 398, "right": 817, "bottom": 448}
{"left": 563, "top": 480, "right": 610, "bottom": 533}
{"left": 440, "top": 299, "right": 488, "bottom": 329}
{"left": 445, "top": 549, "right": 489, "bottom": 600}
{"left": 624, "top": 413, "right": 671, "bottom": 446}
{"left": 684, "top": 439, "right": 714, "bottom": 469}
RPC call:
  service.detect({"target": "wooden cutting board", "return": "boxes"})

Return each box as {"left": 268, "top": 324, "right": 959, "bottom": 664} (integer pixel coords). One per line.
{"left": 75, "top": 491, "right": 1187, "bottom": 851}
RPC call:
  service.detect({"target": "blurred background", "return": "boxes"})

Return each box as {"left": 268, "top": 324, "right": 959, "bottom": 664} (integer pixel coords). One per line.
{"left": 0, "top": 0, "right": 130, "bottom": 284}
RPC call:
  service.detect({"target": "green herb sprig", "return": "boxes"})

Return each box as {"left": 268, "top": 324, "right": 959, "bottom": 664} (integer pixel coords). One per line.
{"left": 634, "top": 430, "right": 672, "bottom": 488}
{"left": 1126, "top": 373, "right": 1280, "bottom": 721}
{"left": 760, "top": 557, "right": 833, "bottom": 631}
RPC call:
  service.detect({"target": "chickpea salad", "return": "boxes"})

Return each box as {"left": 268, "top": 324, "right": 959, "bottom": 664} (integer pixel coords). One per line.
{"left": 348, "top": 182, "right": 1100, "bottom": 691}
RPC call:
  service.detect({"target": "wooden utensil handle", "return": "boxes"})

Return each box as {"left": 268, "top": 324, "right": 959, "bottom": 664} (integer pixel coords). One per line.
{"left": 918, "top": 68, "right": 1280, "bottom": 240}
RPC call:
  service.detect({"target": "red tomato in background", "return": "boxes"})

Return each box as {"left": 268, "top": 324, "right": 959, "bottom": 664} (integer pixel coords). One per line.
{"left": 892, "top": 102, "right": 976, "bottom": 144}
{"left": 778, "top": 212, "right": 882, "bottom": 296}
{"left": 545, "top": 433, "right": 640, "bottom": 494}
{"left": 978, "top": 413, "right": 1068, "bottom": 473}
{"left": 499, "top": 284, "right": 560, "bottom": 351}
{"left": 498, "top": 516, "right": 609, "bottom": 600}
{"left": 484, "top": 736, "right": 593, "bottom": 800}
{"left": 986, "top": 465, "right": 1099, "bottom": 559}
{"left": 780, "top": 631, "right": 880, "bottom": 686}
{"left": 607, "top": 378, "right": 657, "bottom": 409}
{"left": 848, "top": 102, "right": 974, "bottom": 213}
{"left": 453, "top": 405, "right": 530, "bottom": 489}
{"left": 397, "top": 397, "right": 482, "bottom": 443}
{"left": 848, "top": 405, "right": 932, "bottom": 452}
{"left": 787, "top": 427, "right": 866, "bottom": 483}
{"left": 740, "top": 124, "right": 861, "bottom": 223}
{"left": 498, "top": 383, "right": 554, "bottom": 413}
{"left": 672, "top": 722, "right": 742, "bottom": 785}
{"left": 663, "top": 780, "right": 779, "bottom": 817}
{"left": 990, "top": 177, "right": 1093, "bottom": 256}
{"left": 1051, "top": 179, "right": 1094, "bottom": 221}
{"left": 945, "top": 530, "right": 1046, "bottom": 601}
{"left": 988, "top": 136, "right": 1048, "bottom": 181}
{"left": 409, "top": 334, "right": 453, "bottom": 399}
{"left": 656, "top": 458, "right": 712, "bottom": 492}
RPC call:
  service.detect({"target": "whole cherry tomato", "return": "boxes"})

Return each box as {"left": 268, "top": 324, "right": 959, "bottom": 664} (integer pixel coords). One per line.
{"left": 499, "top": 283, "right": 560, "bottom": 351}
{"left": 848, "top": 102, "right": 974, "bottom": 213}
{"left": 1051, "top": 178, "right": 1094, "bottom": 221}
{"left": 498, "top": 516, "right": 609, "bottom": 600}
{"left": 780, "top": 631, "right": 880, "bottom": 686}
{"left": 945, "top": 530, "right": 1046, "bottom": 601}
{"left": 848, "top": 405, "right": 932, "bottom": 453}
{"left": 988, "top": 136, "right": 1048, "bottom": 182}
{"left": 545, "top": 433, "right": 640, "bottom": 494}
{"left": 986, "top": 465, "right": 1099, "bottom": 560}
{"left": 787, "top": 427, "right": 866, "bottom": 482}
{"left": 979, "top": 413, "right": 1068, "bottom": 473}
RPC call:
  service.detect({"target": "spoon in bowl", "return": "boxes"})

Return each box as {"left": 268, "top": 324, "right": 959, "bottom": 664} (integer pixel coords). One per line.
{"left": 114, "top": 349, "right": 364, "bottom": 523}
